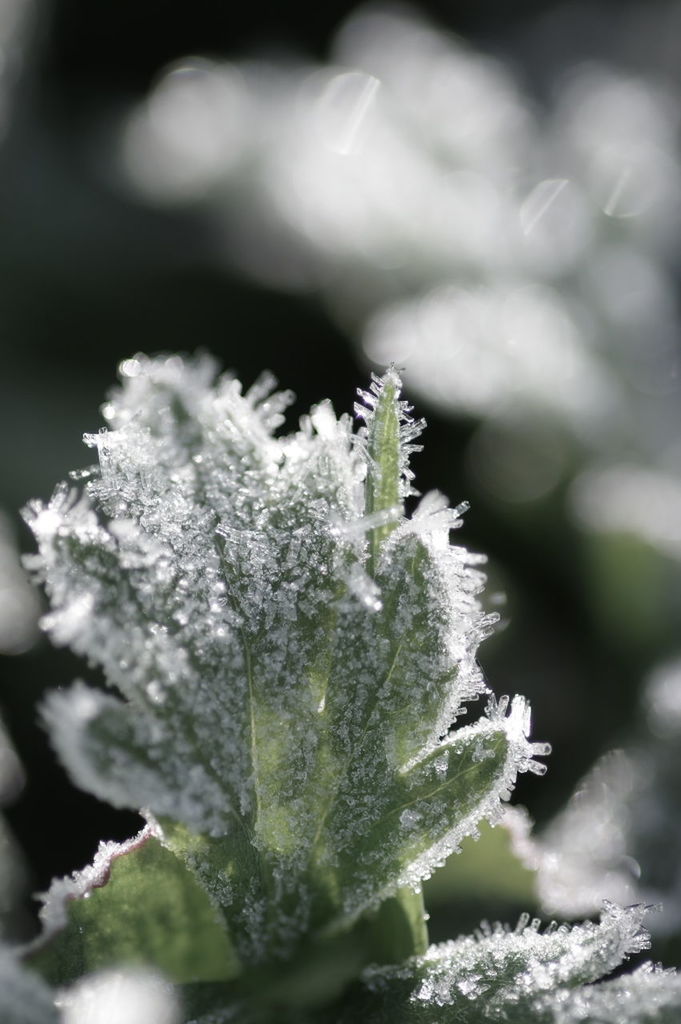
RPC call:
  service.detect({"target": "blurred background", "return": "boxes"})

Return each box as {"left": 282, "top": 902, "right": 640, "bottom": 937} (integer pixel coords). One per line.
{"left": 3, "top": 0, "right": 681, "bottom": 969}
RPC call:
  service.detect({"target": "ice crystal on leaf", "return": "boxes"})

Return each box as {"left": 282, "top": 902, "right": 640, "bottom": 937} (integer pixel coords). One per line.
{"left": 350, "top": 903, "right": 681, "bottom": 1023}
{"left": 24, "top": 354, "right": 546, "bottom": 970}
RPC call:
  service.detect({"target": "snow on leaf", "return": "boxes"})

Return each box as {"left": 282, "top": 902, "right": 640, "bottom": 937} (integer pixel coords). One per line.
{"left": 25, "top": 355, "right": 546, "bottom": 964}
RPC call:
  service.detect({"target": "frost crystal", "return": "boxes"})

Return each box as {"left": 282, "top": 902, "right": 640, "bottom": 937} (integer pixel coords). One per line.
{"left": 37, "top": 824, "right": 161, "bottom": 943}
{"left": 359, "top": 903, "right": 674, "bottom": 1023}
{"left": 25, "top": 355, "right": 546, "bottom": 963}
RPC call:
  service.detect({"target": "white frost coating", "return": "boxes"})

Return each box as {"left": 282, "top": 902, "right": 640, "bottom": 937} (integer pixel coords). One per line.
{"left": 25, "top": 355, "right": 543, "bottom": 961}
{"left": 364, "top": 903, "right": 656, "bottom": 1021}
{"left": 556, "top": 963, "right": 681, "bottom": 1023}
{"left": 392, "top": 697, "right": 550, "bottom": 898}
{"left": 36, "top": 824, "right": 160, "bottom": 942}
{"left": 0, "top": 947, "right": 58, "bottom": 1023}
{"left": 354, "top": 367, "right": 425, "bottom": 502}
{"left": 56, "top": 968, "right": 179, "bottom": 1024}
{"left": 41, "top": 684, "right": 230, "bottom": 837}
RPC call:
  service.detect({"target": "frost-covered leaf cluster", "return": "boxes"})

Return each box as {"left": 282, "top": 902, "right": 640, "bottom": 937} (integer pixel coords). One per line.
{"left": 24, "top": 354, "right": 546, "bottom": 969}
{"left": 17, "top": 355, "right": 681, "bottom": 1023}
{"left": 349, "top": 903, "right": 681, "bottom": 1023}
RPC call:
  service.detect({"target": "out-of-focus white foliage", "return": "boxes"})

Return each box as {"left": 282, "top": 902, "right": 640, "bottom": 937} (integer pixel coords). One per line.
{"left": 0, "top": 0, "right": 36, "bottom": 140}
{"left": 0, "top": 510, "right": 41, "bottom": 655}
{"left": 0, "top": 947, "right": 58, "bottom": 1023}
{"left": 558, "top": 964, "right": 681, "bottom": 1024}
{"left": 120, "top": 3, "right": 681, "bottom": 477}
{"left": 0, "top": 714, "right": 24, "bottom": 809}
{"left": 55, "top": 967, "right": 179, "bottom": 1024}
{"left": 363, "top": 283, "right": 618, "bottom": 438}
{"left": 25, "top": 355, "right": 547, "bottom": 963}
{"left": 0, "top": 818, "right": 26, "bottom": 940}
{"left": 529, "top": 754, "right": 642, "bottom": 921}
{"left": 0, "top": 715, "right": 27, "bottom": 940}
{"left": 358, "top": 903, "right": 681, "bottom": 1022}
{"left": 571, "top": 464, "right": 681, "bottom": 561}
{"left": 519, "top": 657, "right": 681, "bottom": 936}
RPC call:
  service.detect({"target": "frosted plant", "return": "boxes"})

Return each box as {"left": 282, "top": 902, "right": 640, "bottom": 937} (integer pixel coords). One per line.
{"left": 348, "top": 903, "right": 681, "bottom": 1023}
{"left": 13, "top": 354, "right": 681, "bottom": 1021}
{"left": 23, "top": 354, "right": 545, "bottom": 966}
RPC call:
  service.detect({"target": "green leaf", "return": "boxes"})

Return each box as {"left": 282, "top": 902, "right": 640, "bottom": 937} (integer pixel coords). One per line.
{"left": 363, "top": 370, "right": 402, "bottom": 573}
{"left": 29, "top": 831, "right": 240, "bottom": 987}
{"left": 357, "top": 369, "right": 423, "bottom": 576}
{"left": 319, "top": 708, "right": 532, "bottom": 926}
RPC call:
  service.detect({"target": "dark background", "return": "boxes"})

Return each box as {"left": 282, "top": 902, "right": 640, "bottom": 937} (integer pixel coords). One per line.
{"left": 0, "top": 0, "right": 674, "bottom": 934}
